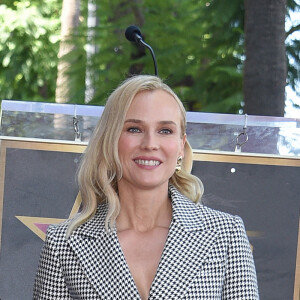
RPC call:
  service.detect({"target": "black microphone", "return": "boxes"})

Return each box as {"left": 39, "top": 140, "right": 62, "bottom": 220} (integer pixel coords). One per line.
{"left": 125, "top": 25, "right": 158, "bottom": 76}
{"left": 125, "top": 25, "right": 143, "bottom": 43}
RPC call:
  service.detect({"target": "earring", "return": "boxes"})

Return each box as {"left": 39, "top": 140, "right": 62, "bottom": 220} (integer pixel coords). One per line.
{"left": 175, "top": 156, "right": 183, "bottom": 173}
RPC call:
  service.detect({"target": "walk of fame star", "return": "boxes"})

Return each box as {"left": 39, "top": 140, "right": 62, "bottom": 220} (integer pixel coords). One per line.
{"left": 15, "top": 193, "right": 82, "bottom": 241}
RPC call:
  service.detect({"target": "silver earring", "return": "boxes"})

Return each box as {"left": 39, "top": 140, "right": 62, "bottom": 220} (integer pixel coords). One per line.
{"left": 175, "top": 156, "right": 183, "bottom": 173}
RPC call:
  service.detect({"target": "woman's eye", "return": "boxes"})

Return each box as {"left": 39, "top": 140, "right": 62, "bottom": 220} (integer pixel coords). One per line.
{"left": 160, "top": 128, "right": 172, "bottom": 134}
{"left": 128, "top": 127, "right": 141, "bottom": 133}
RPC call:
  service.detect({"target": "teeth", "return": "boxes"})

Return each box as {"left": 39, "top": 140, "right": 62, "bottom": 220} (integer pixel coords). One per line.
{"left": 135, "top": 159, "right": 160, "bottom": 166}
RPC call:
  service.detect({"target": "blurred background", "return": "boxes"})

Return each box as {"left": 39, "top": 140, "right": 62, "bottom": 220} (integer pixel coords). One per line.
{"left": 0, "top": 0, "right": 299, "bottom": 117}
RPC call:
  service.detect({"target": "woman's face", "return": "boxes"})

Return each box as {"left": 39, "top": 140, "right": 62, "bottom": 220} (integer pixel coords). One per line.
{"left": 118, "top": 89, "right": 186, "bottom": 191}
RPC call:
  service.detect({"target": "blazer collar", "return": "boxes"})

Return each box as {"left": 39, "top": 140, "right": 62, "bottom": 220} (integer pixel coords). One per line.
{"left": 68, "top": 185, "right": 219, "bottom": 299}
{"left": 168, "top": 184, "right": 205, "bottom": 232}
{"left": 68, "top": 202, "right": 140, "bottom": 298}
{"left": 71, "top": 201, "right": 109, "bottom": 238}
{"left": 148, "top": 185, "right": 219, "bottom": 299}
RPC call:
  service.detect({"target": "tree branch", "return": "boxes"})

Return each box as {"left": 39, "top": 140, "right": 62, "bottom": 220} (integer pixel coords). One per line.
{"left": 286, "top": 24, "right": 300, "bottom": 39}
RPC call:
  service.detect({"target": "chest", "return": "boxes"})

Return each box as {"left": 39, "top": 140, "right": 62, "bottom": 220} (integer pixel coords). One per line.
{"left": 65, "top": 219, "right": 230, "bottom": 300}
{"left": 117, "top": 228, "right": 169, "bottom": 300}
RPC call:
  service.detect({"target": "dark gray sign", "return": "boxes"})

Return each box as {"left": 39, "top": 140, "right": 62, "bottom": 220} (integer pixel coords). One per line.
{"left": 0, "top": 140, "right": 299, "bottom": 299}
{"left": 192, "top": 159, "right": 300, "bottom": 300}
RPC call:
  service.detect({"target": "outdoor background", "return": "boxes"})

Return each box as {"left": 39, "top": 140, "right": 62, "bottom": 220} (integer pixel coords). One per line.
{"left": 0, "top": 0, "right": 299, "bottom": 117}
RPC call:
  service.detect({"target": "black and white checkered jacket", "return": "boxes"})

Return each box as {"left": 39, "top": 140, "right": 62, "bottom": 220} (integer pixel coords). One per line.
{"left": 33, "top": 185, "right": 259, "bottom": 299}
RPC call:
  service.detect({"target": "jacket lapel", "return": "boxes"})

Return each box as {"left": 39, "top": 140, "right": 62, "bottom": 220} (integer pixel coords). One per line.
{"left": 67, "top": 186, "right": 219, "bottom": 299}
{"left": 149, "top": 186, "right": 219, "bottom": 299}
{"left": 68, "top": 204, "right": 140, "bottom": 299}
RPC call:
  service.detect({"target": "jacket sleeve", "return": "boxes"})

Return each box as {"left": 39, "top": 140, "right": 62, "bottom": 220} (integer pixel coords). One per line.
{"left": 33, "top": 226, "right": 72, "bottom": 299}
{"left": 222, "top": 216, "right": 259, "bottom": 299}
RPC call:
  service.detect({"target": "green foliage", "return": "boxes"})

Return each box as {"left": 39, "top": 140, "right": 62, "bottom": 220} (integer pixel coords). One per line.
{"left": 286, "top": 0, "right": 300, "bottom": 96}
{"left": 65, "top": 0, "right": 245, "bottom": 113}
{"left": 286, "top": 40, "right": 300, "bottom": 93}
{"left": 287, "top": 0, "right": 299, "bottom": 11}
{"left": 0, "top": 1, "right": 61, "bottom": 101}
{"left": 0, "top": 0, "right": 299, "bottom": 112}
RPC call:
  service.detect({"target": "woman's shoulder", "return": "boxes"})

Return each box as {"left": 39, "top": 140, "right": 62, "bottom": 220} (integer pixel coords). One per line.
{"left": 44, "top": 202, "right": 108, "bottom": 245}
{"left": 44, "top": 219, "right": 71, "bottom": 245}
{"left": 198, "top": 203, "right": 243, "bottom": 229}
{"left": 169, "top": 185, "right": 243, "bottom": 231}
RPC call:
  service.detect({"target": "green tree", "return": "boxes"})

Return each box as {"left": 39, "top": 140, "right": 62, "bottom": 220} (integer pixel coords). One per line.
{"left": 65, "top": 0, "right": 246, "bottom": 114}
{"left": 286, "top": 0, "right": 300, "bottom": 96}
{"left": 0, "top": 0, "right": 61, "bottom": 102}
{"left": 0, "top": 0, "right": 299, "bottom": 115}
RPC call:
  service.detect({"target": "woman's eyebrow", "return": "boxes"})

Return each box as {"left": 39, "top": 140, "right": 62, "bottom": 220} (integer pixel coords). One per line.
{"left": 124, "top": 119, "right": 177, "bottom": 126}
{"left": 124, "top": 119, "right": 142, "bottom": 123}
{"left": 158, "top": 120, "right": 177, "bottom": 126}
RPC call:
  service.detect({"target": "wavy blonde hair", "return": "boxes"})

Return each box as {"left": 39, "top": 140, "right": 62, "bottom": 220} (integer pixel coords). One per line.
{"left": 66, "top": 75, "right": 203, "bottom": 237}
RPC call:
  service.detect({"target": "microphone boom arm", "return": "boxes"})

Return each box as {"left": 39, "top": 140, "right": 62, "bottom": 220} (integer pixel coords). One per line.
{"left": 139, "top": 39, "right": 158, "bottom": 76}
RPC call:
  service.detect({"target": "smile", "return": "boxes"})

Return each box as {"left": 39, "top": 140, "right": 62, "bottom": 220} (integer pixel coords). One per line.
{"left": 134, "top": 159, "right": 161, "bottom": 166}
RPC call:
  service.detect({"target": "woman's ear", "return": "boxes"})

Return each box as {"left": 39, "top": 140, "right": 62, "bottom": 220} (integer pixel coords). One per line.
{"left": 180, "top": 134, "right": 187, "bottom": 158}
{"left": 182, "top": 138, "right": 193, "bottom": 173}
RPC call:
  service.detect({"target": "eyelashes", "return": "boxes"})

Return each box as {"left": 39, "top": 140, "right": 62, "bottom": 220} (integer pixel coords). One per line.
{"left": 159, "top": 128, "right": 172, "bottom": 134}
{"left": 126, "top": 127, "right": 173, "bottom": 134}
{"left": 127, "top": 127, "right": 141, "bottom": 133}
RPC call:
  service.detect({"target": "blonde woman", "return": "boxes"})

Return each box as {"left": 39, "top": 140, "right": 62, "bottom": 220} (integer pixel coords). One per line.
{"left": 33, "top": 75, "right": 259, "bottom": 299}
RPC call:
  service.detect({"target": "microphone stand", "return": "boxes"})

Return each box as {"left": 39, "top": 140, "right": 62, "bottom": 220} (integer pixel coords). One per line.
{"left": 138, "top": 39, "right": 158, "bottom": 76}
{"left": 125, "top": 26, "right": 158, "bottom": 76}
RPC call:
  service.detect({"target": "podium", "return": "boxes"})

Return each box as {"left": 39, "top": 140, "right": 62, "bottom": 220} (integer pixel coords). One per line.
{"left": 0, "top": 100, "right": 299, "bottom": 299}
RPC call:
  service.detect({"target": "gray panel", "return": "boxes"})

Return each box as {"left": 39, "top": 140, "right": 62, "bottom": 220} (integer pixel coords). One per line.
{"left": 193, "top": 160, "right": 300, "bottom": 300}
{"left": 0, "top": 146, "right": 299, "bottom": 299}
{"left": 0, "top": 148, "right": 81, "bottom": 299}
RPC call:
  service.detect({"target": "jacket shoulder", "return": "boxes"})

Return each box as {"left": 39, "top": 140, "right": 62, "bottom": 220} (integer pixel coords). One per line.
{"left": 169, "top": 185, "right": 242, "bottom": 231}
{"left": 43, "top": 219, "right": 71, "bottom": 249}
{"left": 199, "top": 204, "right": 240, "bottom": 227}
{"left": 45, "top": 202, "right": 108, "bottom": 245}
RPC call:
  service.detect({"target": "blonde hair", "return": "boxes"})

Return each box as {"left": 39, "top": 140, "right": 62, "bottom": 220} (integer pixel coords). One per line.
{"left": 66, "top": 75, "right": 203, "bottom": 237}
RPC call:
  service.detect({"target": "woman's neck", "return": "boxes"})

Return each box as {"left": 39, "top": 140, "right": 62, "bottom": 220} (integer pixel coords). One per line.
{"left": 116, "top": 184, "right": 172, "bottom": 233}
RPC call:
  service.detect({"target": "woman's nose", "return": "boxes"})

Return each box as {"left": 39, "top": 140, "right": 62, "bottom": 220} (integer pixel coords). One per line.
{"left": 140, "top": 132, "right": 159, "bottom": 150}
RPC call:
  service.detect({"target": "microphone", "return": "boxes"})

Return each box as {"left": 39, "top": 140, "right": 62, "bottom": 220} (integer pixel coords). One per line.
{"left": 125, "top": 25, "right": 158, "bottom": 76}
{"left": 125, "top": 25, "right": 143, "bottom": 43}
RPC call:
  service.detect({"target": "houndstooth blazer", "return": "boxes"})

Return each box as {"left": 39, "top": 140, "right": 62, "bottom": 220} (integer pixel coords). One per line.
{"left": 33, "top": 185, "right": 259, "bottom": 299}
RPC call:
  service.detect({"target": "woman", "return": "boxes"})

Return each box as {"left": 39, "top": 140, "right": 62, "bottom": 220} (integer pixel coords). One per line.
{"left": 33, "top": 75, "right": 259, "bottom": 299}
